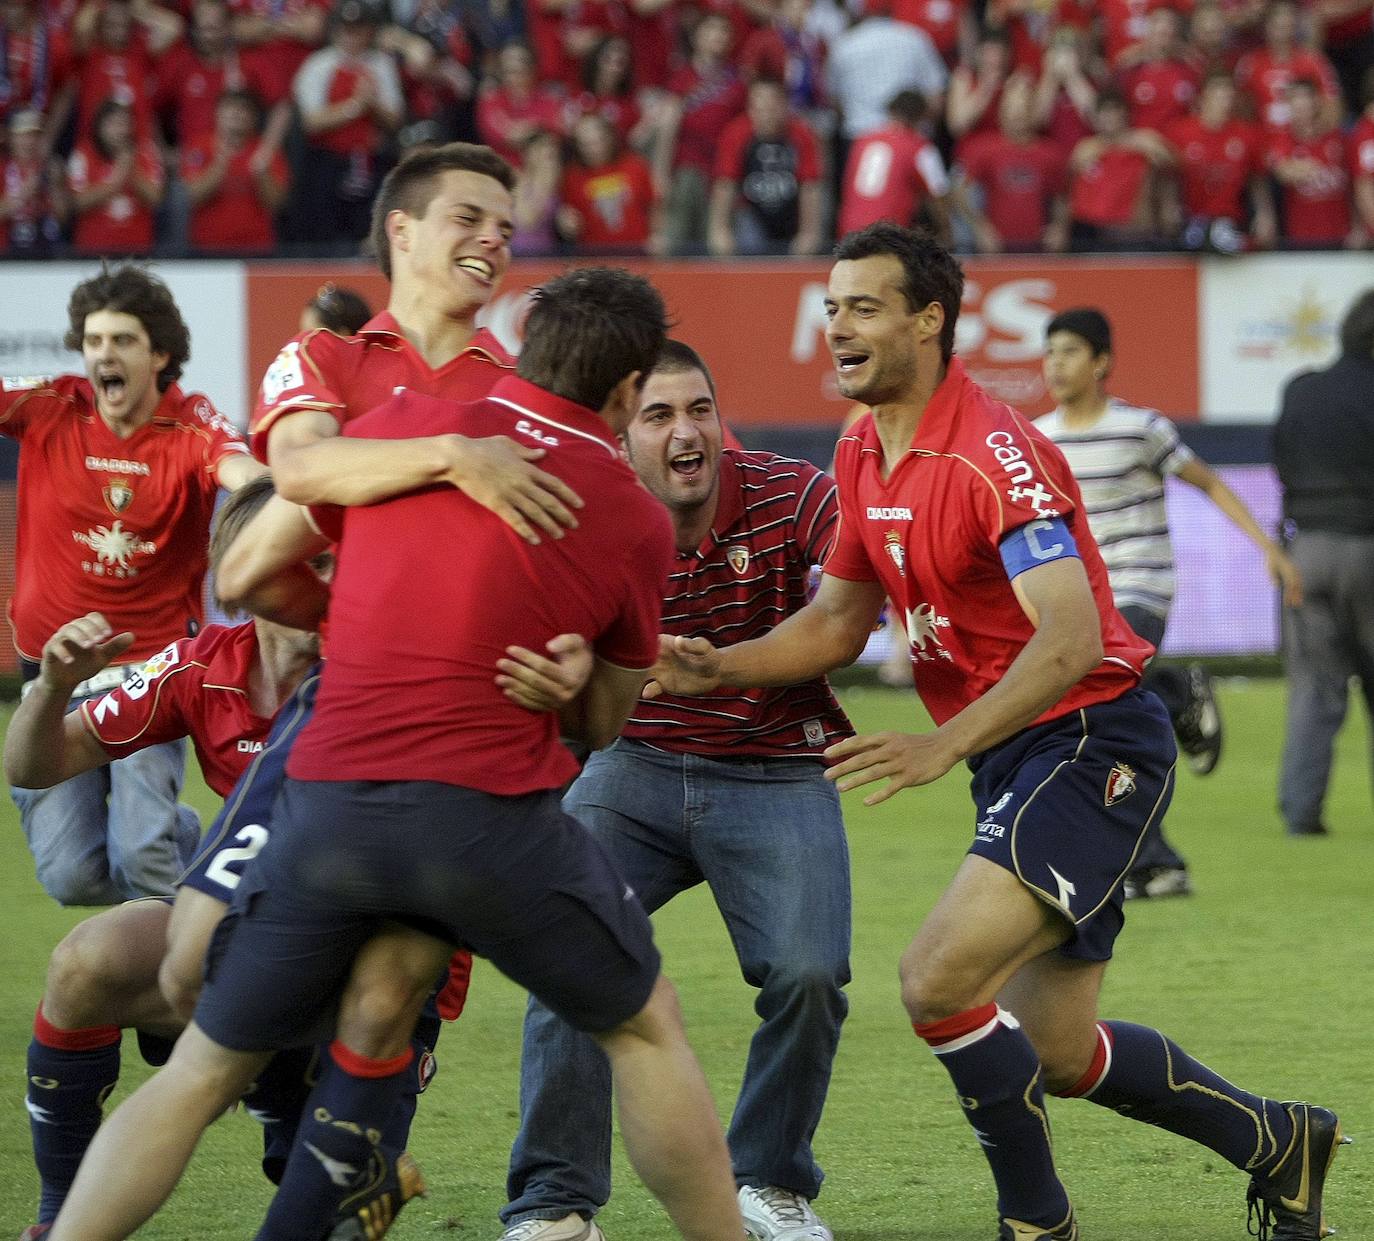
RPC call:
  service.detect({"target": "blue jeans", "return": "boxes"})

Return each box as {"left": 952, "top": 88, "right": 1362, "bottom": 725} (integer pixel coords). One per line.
{"left": 12, "top": 689, "right": 199, "bottom": 905}
{"left": 503, "top": 739, "right": 851, "bottom": 1223}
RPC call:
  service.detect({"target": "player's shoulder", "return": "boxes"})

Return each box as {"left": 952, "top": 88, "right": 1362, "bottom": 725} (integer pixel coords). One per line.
{"left": 1103, "top": 398, "right": 1169, "bottom": 432}
{"left": 182, "top": 621, "right": 258, "bottom": 687}
{"left": 165, "top": 387, "right": 241, "bottom": 436}
{"left": 466, "top": 327, "right": 517, "bottom": 369}
{"left": 1, "top": 372, "right": 86, "bottom": 403}
{"left": 727, "top": 446, "right": 828, "bottom": 481}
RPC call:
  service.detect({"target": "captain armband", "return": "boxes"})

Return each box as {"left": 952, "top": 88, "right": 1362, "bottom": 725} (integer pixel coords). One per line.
{"left": 998, "top": 517, "right": 1080, "bottom": 581}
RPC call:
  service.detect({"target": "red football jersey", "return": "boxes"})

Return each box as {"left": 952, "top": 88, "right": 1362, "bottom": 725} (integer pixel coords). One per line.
{"left": 826, "top": 358, "right": 1151, "bottom": 728}
{"left": 288, "top": 376, "right": 674, "bottom": 794}
{"left": 1168, "top": 116, "right": 1263, "bottom": 219}
{"left": 1069, "top": 143, "right": 1150, "bottom": 226}
{"left": 961, "top": 133, "right": 1067, "bottom": 246}
{"left": 1097, "top": 0, "right": 1181, "bottom": 65}
{"left": 249, "top": 314, "right": 516, "bottom": 462}
{"left": 67, "top": 139, "right": 165, "bottom": 254}
{"left": 667, "top": 65, "right": 748, "bottom": 175}
{"left": 182, "top": 135, "right": 288, "bottom": 251}
{"left": 75, "top": 34, "right": 158, "bottom": 138}
{"left": 838, "top": 123, "right": 948, "bottom": 236}
{"left": 154, "top": 42, "right": 274, "bottom": 145}
{"left": 0, "top": 376, "right": 250, "bottom": 663}
{"left": 1121, "top": 59, "right": 1199, "bottom": 133}
{"left": 1234, "top": 47, "right": 1341, "bottom": 130}
{"left": 227, "top": 0, "right": 331, "bottom": 104}
{"left": 80, "top": 623, "right": 272, "bottom": 797}
{"left": 1268, "top": 129, "right": 1351, "bottom": 242}
{"left": 561, "top": 153, "right": 657, "bottom": 249}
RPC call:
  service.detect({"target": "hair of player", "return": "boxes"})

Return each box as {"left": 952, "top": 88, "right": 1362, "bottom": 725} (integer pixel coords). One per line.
{"left": 209, "top": 473, "right": 275, "bottom": 608}
{"left": 1046, "top": 306, "right": 1112, "bottom": 357}
{"left": 307, "top": 282, "right": 373, "bottom": 334}
{"left": 64, "top": 263, "right": 191, "bottom": 391}
{"left": 1338, "top": 287, "right": 1374, "bottom": 357}
{"left": 833, "top": 222, "right": 964, "bottom": 363}
{"left": 886, "top": 89, "right": 927, "bottom": 127}
{"left": 517, "top": 268, "right": 670, "bottom": 411}
{"left": 368, "top": 142, "right": 517, "bottom": 280}
{"left": 651, "top": 338, "right": 718, "bottom": 402}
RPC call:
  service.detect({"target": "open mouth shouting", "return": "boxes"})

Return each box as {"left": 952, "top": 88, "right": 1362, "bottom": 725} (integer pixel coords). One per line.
{"left": 96, "top": 368, "right": 129, "bottom": 405}
{"left": 669, "top": 449, "right": 705, "bottom": 482}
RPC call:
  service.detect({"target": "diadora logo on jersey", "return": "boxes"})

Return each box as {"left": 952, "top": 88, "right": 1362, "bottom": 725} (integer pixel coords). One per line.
{"left": 236, "top": 739, "right": 265, "bottom": 754}
{"left": 72, "top": 521, "right": 157, "bottom": 578}
{"left": 260, "top": 342, "right": 305, "bottom": 404}
{"left": 515, "top": 418, "right": 559, "bottom": 446}
{"left": 866, "top": 505, "right": 912, "bottom": 520}
{"left": 102, "top": 477, "right": 135, "bottom": 515}
{"left": 1105, "top": 762, "right": 1137, "bottom": 806}
{"left": 884, "top": 530, "right": 905, "bottom": 576}
{"left": 726, "top": 545, "right": 750, "bottom": 575}
{"left": 903, "top": 602, "right": 953, "bottom": 662}
{"left": 86, "top": 455, "right": 151, "bottom": 477}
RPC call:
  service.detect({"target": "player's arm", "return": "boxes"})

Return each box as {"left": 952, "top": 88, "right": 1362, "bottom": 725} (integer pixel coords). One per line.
{"left": 567, "top": 658, "right": 657, "bottom": 750}
{"left": 646, "top": 572, "right": 887, "bottom": 698}
{"left": 3, "top": 614, "right": 133, "bottom": 788}
{"left": 267, "top": 411, "right": 583, "bottom": 546}
{"left": 825, "top": 544, "right": 1104, "bottom": 805}
{"left": 1174, "top": 456, "right": 1303, "bottom": 605}
{"left": 215, "top": 451, "right": 269, "bottom": 491}
{"left": 214, "top": 492, "right": 332, "bottom": 629}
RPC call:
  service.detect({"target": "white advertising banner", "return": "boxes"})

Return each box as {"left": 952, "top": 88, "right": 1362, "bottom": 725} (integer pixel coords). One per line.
{"left": 0, "top": 261, "right": 248, "bottom": 428}
{"left": 1200, "top": 253, "right": 1374, "bottom": 423}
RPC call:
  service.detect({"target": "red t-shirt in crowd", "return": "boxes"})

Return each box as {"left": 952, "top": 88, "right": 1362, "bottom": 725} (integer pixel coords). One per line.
{"left": 1097, "top": 0, "right": 1182, "bottom": 65}
{"left": 1234, "top": 47, "right": 1341, "bottom": 130}
{"left": 154, "top": 41, "right": 274, "bottom": 144}
{"left": 81, "top": 622, "right": 274, "bottom": 797}
{"left": 66, "top": 139, "right": 165, "bottom": 254}
{"left": 1167, "top": 115, "right": 1263, "bottom": 219}
{"left": 838, "top": 123, "right": 948, "bottom": 235}
{"left": 182, "top": 136, "right": 288, "bottom": 251}
{"left": 1268, "top": 128, "right": 1352, "bottom": 243}
{"left": 561, "top": 152, "right": 656, "bottom": 249}
{"left": 289, "top": 377, "right": 674, "bottom": 794}
{"left": 962, "top": 132, "right": 1068, "bottom": 246}
{"left": 0, "top": 376, "right": 249, "bottom": 663}
{"left": 890, "top": 0, "right": 967, "bottom": 63}
{"left": 1, "top": 21, "right": 74, "bottom": 122}
{"left": 475, "top": 84, "right": 567, "bottom": 167}
{"left": 826, "top": 358, "right": 1151, "bottom": 727}
{"left": 250, "top": 314, "right": 515, "bottom": 461}
{"left": 624, "top": 450, "right": 851, "bottom": 756}
{"left": 1120, "top": 58, "right": 1200, "bottom": 133}
{"left": 75, "top": 33, "right": 158, "bottom": 138}
{"left": 227, "top": 0, "right": 331, "bottom": 104}
{"left": 667, "top": 64, "right": 747, "bottom": 175}
{"left": 562, "top": 91, "right": 641, "bottom": 144}
{"left": 1069, "top": 142, "right": 1150, "bottom": 226}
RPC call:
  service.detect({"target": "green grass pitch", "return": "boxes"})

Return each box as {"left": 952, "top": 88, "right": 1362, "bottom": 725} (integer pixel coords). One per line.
{"left": 0, "top": 678, "right": 1369, "bottom": 1239}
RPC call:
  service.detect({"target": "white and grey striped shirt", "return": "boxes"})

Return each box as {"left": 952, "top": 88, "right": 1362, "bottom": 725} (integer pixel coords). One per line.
{"left": 1036, "top": 400, "right": 1195, "bottom": 619}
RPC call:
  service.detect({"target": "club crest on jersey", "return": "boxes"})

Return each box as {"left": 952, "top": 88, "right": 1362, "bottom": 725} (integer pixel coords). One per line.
{"left": 102, "top": 477, "right": 134, "bottom": 515}
{"left": 884, "top": 530, "right": 905, "bottom": 576}
{"left": 1105, "top": 762, "right": 1137, "bottom": 806}
{"left": 727, "top": 545, "right": 750, "bottom": 575}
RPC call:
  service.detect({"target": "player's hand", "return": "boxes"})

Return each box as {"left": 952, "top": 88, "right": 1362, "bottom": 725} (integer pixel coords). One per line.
{"left": 1267, "top": 547, "right": 1304, "bottom": 608}
{"left": 38, "top": 613, "right": 135, "bottom": 695}
{"left": 642, "top": 634, "right": 723, "bottom": 699}
{"left": 823, "top": 730, "right": 959, "bottom": 806}
{"left": 496, "top": 633, "right": 594, "bottom": 712}
{"left": 444, "top": 434, "right": 584, "bottom": 545}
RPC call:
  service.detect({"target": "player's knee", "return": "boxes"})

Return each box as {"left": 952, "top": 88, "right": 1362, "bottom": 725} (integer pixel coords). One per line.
{"left": 600, "top": 974, "right": 683, "bottom": 1050}
{"left": 757, "top": 958, "right": 849, "bottom": 1011}
{"left": 45, "top": 921, "right": 127, "bottom": 1026}
{"left": 37, "top": 858, "right": 115, "bottom": 908}
{"left": 1034, "top": 1034, "right": 1099, "bottom": 1095}
{"left": 342, "top": 975, "right": 434, "bottom": 1057}
{"left": 898, "top": 956, "right": 977, "bottom": 1026}
{"left": 159, "top": 953, "right": 203, "bottom": 1024}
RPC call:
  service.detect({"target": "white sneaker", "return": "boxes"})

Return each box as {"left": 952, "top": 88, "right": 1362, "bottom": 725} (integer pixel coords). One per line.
{"left": 738, "top": 1185, "right": 832, "bottom": 1241}
{"left": 500, "top": 1215, "right": 606, "bottom": 1241}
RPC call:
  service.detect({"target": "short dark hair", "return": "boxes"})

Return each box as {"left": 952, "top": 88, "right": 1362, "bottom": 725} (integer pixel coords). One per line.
{"left": 1046, "top": 306, "right": 1112, "bottom": 356}
{"left": 517, "top": 268, "right": 669, "bottom": 410}
{"left": 652, "top": 338, "right": 717, "bottom": 401}
{"left": 306, "top": 282, "right": 373, "bottom": 334}
{"left": 1338, "top": 287, "right": 1374, "bottom": 357}
{"left": 209, "top": 473, "right": 274, "bottom": 607}
{"left": 64, "top": 264, "right": 191, "bottom": 391}
{"left": 887, "top": 89, "right": 927, "bottom": 127}
{"left": 91, "top": 98, "right": 132, "bottom": 161}
{"left": 368, "top": 142, "right": 516, "bottom": 280}
{"left": 833, "top": 223, "right": 964, "bottom": 363}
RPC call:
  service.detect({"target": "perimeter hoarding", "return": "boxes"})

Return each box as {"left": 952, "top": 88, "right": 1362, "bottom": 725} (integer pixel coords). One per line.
{"left": 244, "top": 257, "right": 1200, "bottom": 426}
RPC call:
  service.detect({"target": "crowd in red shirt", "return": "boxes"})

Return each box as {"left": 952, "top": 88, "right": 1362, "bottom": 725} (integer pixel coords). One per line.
{"left": 1, "top": 0, "right": 1371, "bottom": 257}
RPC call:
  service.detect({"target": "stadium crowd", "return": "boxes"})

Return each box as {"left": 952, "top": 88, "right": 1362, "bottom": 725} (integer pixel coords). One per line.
{"left": 2, "top": 0, "right": 1373, "bottom": 257}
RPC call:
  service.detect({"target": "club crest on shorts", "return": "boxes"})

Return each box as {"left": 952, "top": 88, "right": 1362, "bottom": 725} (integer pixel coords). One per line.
{"left": 726, "top": 545, "right": 750, "bottom": 575}
{"left": 884, "top": 530, "right": 905, "bottom": 575}
{"left": 102, "top": 477, "right": 135, "bottom": 515}
{"left": 1105, "top": 762, "right": 1137, "bottom": 806}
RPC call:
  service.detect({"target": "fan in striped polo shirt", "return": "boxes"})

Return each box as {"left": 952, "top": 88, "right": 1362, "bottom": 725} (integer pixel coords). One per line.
{"left": 499, "top": 340, "right": 853, "bottom": 1241}
{"left": 1039, "top": 307, "right": 1303, "bottom": 900}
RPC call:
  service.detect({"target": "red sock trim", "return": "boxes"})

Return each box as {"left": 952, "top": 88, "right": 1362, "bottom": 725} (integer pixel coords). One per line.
{"left": 33, "top": 1003, "right": 121, "bottom": 1052}
{"left": 329, "top": 1040, "right": 415, "bottom": 1079}
{"left": 912, "top": 1002, "right": 999, "bottom": 1047}
{"left": 1055, "top": 1021, "right": 1114, "bottom": 1098}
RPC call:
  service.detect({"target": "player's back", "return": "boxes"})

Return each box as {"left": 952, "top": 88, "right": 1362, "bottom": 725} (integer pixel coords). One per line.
{"left": 288, "top": 379, "right": 673, "bottom": 798}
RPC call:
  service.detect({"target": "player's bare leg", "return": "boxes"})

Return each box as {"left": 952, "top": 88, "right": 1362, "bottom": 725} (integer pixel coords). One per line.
{"left": 593, "top": 975, "right": 744, "bottom": 1241}
{"left": 47, "top": 1023, "right": 267, "bottom": 1241}
{"left": 159, "top": 886, "right": 230, "bottom": 1021}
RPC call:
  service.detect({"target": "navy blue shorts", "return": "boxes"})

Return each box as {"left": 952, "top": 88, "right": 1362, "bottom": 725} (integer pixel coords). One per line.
{"left": 178, "top": 667, "right": 321, "bottom": 902}
{"left": 195, "top": 777, "right": 661, "bottom": 1052}
{"left": 966, "top": 688, "right": 1176, "bottom": 961}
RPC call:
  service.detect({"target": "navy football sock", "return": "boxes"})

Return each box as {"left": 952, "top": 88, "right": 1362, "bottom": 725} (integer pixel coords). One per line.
{"left": 26, "top": 1005, "right": 121, "bottom": 1225}
{"left": 915, "top": 1004, "right": 1071, "bottom": 1228}
{"left": 255, "top": 1041, "right": 413, "bottom": 1241}
{"left": 1059, "top": 1020, "right": 1295, "bottom": 1174}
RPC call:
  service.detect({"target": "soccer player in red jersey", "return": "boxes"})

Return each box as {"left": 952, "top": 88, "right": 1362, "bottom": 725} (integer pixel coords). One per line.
{"left": 6, "top": 477, "right": 322, "bottom": 1236}
{"left": 1, "top": 264, "right": 263, "bottom": 907}
{"left": 499, "top": 340, "right": 851, "bottom": 1241}
{"left": 651, "top": 224, "right": 1345, "bottom": 1241}
{"left": 49, "top": 268, "right": 746, "bottom": 1241}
